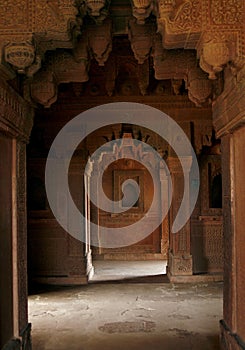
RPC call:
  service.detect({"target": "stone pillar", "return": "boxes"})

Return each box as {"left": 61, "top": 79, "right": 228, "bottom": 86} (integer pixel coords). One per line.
{"left": 159, "top": 165, "right": 170, "bottom": 259}
{"left": 0, "top": 78, "right": 33, "bottom": 350}
{"left": 167, "top": 157, "right": 193, "bottom": 281}
{"left": 84, "top": 159, "right": 94, "bottom": 280}
{"left": 16, "top": 141, "right": 32, "bottom": 348}
{"left": 212, "top": 66, "right": 245, "bottom": 349}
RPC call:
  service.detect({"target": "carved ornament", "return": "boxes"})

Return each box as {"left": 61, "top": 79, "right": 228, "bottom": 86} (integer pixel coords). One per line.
{"left": 199, "top": 34, "right": 231, "bottom": 79}
{"left": 29, "top": 49, "right": 89, "bottom": 107}
{"left": 131, "top": 0, "right": 153, "bottom": 24}
{"left": 4, "top": 41, "right": 40, "bottom": 76}
{"left": 210, "top": 0, "right": 243, "bottom": 25}
{"left": 82, "top": 0, "right": 111, "bottom": 24}
{"left": 30, "top": 70, "right": 57, "bottom": 108}
{"left": 186, "top": 67, "right": 212, "bottom": 107}
{"left": 128, "top": 19, "right": 155, "bottom": 64}
{"left": 86, "top": 19, "right": 112, "bottom": 66}
{"left": 157, "top": 0, "right": 202, "bottom": 49}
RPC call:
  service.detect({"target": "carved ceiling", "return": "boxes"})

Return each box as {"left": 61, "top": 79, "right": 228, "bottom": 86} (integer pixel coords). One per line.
{"left": 0, "top": 0, "right": 244, "bottom": 107}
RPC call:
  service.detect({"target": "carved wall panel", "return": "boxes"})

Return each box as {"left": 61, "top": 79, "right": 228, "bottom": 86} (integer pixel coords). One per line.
{"left": 191, "top": 219, "right": 223, "bottom": 274}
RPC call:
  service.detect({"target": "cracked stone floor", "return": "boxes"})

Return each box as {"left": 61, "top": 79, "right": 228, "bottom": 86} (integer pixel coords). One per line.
{"left": 29, "top": 261, "right": 223, "bottom": 350}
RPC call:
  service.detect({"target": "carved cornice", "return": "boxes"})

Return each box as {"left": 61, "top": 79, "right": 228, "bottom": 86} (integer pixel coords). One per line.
{"left": 0, "top": 0, "right": 243, "bottom": 108}
{"left": 26, "top": 49, "right": 90, "bottom": 107}
{"left": 152, "top": 45, "right": 214, "bottom": 107}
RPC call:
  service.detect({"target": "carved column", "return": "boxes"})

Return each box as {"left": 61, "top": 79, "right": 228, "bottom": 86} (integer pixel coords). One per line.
{"left": 84, "top": 159, "right": 94, "bottom": 280}
{"left": 159, "top": 164, "right": 170, "bottom": 259}
{"left": 167, "top": 157, "right": 193, "bottom": 281}
{"left": 213, "top": 66, "right": 245, "bottom": 350}
{"left": 0, "top": 78, "right": 33, "bottom": 350}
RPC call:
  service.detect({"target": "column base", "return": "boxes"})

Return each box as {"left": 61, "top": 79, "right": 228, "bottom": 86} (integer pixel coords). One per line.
{"left": 86, "top": 249, "right": 94, "bottom": 281}
{"left": 2, "top": 323, "right": 32, "bottom": 350}
{"left": 220, "top": 320, "right": 245, "bottom": 350}
{"left": 168, "top": 252, "right": 193, "bottom": 276}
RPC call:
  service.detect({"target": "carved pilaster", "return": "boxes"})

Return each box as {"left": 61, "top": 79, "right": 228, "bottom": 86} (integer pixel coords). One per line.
{"left": 167, "top": 156, "right": 193, "bottom": 277}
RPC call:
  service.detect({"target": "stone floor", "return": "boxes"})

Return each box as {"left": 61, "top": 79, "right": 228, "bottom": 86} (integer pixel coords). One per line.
{"left": 29, "top": 261, "right": 223, "bottom": 350}
{"left": 91, "top": 260, "right": 167, "bottom": 282}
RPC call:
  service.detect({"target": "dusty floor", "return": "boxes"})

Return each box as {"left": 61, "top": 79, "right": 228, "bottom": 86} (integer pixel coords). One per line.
{"left": 29, "top": 261, "right": 223, "bottom": 350}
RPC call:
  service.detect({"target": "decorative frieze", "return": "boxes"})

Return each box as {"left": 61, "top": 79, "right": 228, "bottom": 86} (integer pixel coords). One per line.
{"left": 157, "top": 0, "right": 202, "bottom": 49}
{"left": 210, "top": 0, "right": 243, "bottom": 25}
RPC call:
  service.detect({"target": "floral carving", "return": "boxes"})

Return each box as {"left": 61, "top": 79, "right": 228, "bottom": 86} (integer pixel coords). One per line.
{"left": 210, "top": 0, "right": 243, "bottom": 25}
{"left": 158, "top": 0, "right": 201, "bottom": 35}
{"left": 0, "top": 0, "right": 31, "bottom": 32}
{"left": 35, "top": 0, "right": 79, "bottom": 44}
{"left": 173, "top": 0, "right": 201, "bottom": 32}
